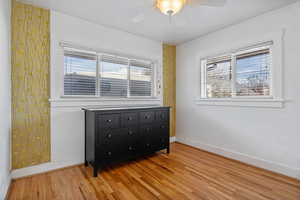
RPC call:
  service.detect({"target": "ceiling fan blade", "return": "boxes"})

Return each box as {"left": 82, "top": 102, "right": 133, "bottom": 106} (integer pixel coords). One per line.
{"left": 187, "top": 0, "right": 227, "bottom": 7}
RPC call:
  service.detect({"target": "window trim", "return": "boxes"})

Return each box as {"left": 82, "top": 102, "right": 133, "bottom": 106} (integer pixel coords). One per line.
{"left": 195, "top": 30, "right": 285, "bottom": 108}
{"left": 200, "top": 41, "right": 273, "bottom": 100}
{"left": 61, "top": 43, "right": 158, "bottom": 99}
{"left": 194, "top": 97, "right": 285, "bottom": 108}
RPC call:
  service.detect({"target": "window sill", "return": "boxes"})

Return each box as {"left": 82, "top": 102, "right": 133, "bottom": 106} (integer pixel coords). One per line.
{"left": 53, "top": 96, "right": 160, "bottom": 101}
{"left": 195, "top": 98, "right": 285, "bottom": 108}
{"left": 49, "top": 97, "right": 161, "bottom": 108}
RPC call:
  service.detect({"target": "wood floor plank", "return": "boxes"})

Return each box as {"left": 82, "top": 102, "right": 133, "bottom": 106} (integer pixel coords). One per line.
{"left": 7, "top": 143, "right": 300, "bottom": 200}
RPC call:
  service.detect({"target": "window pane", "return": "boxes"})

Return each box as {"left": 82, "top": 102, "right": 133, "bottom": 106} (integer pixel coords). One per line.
{"left": 236, "top": 49, "right": 271, "bottom": 96}
{"left": 100, "top": 56, "right": 128, "bottom": 97}
{"left": 129, "top": 61, "right": 152, "bottom": 97}
{"left": 206, "top": 58, "right": 232, "bottom": 98}
{"left": 64, "top": 52, "right": 96, "bottom": 96}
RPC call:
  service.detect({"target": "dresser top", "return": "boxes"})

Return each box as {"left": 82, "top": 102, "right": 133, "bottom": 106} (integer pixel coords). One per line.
{"left": 82, "top": 106, "right": 170, "bottom": 112}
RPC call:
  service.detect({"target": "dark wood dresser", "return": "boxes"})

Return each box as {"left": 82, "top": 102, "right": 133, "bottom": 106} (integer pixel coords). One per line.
{"left": 82, "top": 106, "right": 170, "bottom": 177}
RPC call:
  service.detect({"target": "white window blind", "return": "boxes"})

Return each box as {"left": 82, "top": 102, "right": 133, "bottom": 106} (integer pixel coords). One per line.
{"left": 100, "top": 56, "right": 128, "bottom": 97}
{"left": 129, "top": 60, "right": 153, "bottom": 97}
{"left": 64, "top": 50, "right": 97, "bottom": 96}
{"left": 63, "top": 47, "right": 155, "bottom": 98}
{"left": 206, "top": 55, "right": 232, "bottom": 98}
{"left": 201, "top": 42, "right": 273, "bottom": 99}
{"left": 236, "top": 48, "right": 271, "bottom": 96}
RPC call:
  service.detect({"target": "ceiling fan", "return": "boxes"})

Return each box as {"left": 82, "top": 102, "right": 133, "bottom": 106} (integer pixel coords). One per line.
{"left": 131, "top": 0, "right": 227, "bottom": 24}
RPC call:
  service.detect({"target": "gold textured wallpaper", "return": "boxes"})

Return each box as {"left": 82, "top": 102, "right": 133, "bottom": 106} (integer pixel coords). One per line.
{"left": 11, "top": 1, "right": 50, "bottom": 169}
{"left": 163, "top": 44, "right": 176, "bottom": 137}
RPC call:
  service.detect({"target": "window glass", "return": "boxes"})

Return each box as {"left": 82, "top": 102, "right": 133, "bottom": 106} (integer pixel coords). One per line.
{"left": 100, "top": 56, "right": 128, "bottom": 97}
{"left": 206, "top": 58, "right": 232, "bottom": 98}
{"left": 64, "top": 52, "right": 97, "bottom": 95}
{"left": 236, "top": 49, "right": 271, "bottom": 96}
{"left": 130, "top": 61, "right": 152, "bottom": 97}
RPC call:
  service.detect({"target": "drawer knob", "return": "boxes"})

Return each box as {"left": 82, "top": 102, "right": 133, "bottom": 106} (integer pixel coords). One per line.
{"left": 107, "top": 134, "right": 112, "bottom": 138}
{"left": 128, "top": 117, "right": 132, "bottom": 121}
{"left": 106, "top": 119, "right": 112, "bottom": 123}
{"left": 128, "top": 146, "right": 133, "bottom": 151}
{"left": 145, "top": 115, "right": 149, "bottom": 119}
{"left": 161, "top": 125, "right": 165, "bottom": 129}
{"left": 146, "top": 143, "right": 150, "bottom": 147}
{"left": 107, "top": 151, "right": 112, "bottom": 156}
{"left": 128, "top": 131, "right": 133, "bottom": 135}
{"left": 146, "top": 128, "right": 150, "bottom": 132}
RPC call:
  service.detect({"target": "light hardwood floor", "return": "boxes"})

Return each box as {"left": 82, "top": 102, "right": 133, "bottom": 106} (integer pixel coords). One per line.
{"left": 7, "top": 143, "right": 300, "bottom": 200}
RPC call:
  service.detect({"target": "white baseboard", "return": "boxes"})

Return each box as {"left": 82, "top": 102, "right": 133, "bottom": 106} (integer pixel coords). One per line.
{"left": 176, "top": 137, "right": 300, "bottom": 180}
{"left": 170, "top": 136, "right": 176, "bottom": 143}
{"left": 0, "top": 174, "right": 11, "bottom": 200}
{"left": 12, "top": 136, "right": 176, "bottom": 179}
{"left": 11, "top": 160, "right": 83, "bottom": 179}
{"left": 11, "top": 136, "right": 299, "bottom": 180}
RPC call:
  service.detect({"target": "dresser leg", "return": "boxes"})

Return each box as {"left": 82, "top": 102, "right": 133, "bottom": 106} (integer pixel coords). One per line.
{"left": 93, "top": 166, "right": 98, "bottom": 177}
{"left": 167, "top": 146, "right": 170, "bottom": 154}
{"left": 84, "top": 160, "right": 88, "bottom": 167}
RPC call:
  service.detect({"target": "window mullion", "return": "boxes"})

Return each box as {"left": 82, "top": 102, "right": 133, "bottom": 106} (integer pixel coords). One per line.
{"left": 127, "top": 59, "right": 130, "bottom": 98}
{"left": 151, "top": 63, "right": 155, "bottom": 97}
{"left": 97, "top": 54, "right": 102, "bottom": 97}
{"left": 231, "top": 54, "right": 237, "bottom": 98}
{"left": 200, "top": 60, "right": 207, "bottom": 98}
{"left": 269, "top": 47, "right": 274, "bottom": 97}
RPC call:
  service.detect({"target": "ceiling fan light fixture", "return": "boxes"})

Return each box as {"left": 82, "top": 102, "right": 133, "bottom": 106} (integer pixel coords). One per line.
{"left": 156, "top": 0, "right": 186, "bottom": 16}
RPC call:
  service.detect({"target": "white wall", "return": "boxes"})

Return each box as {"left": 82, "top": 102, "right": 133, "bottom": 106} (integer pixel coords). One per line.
{"left": 177, "top": 2, "right": 300, "bottom": 179}
{"left": 0, "top": 0, "right": 11, "bottom": 198}
{"left": 12, "top": 11, "right": 163, "bottom": 178}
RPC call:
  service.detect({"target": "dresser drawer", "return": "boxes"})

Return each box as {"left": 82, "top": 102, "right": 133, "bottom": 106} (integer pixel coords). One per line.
{"left": 99, "top": 143, "right": 138, "bottom": 162}
{"left": 155, "top": 110, "right": 169, "bottom": 122}
{"left": 140, "top": 111, "right": 155, "bottom": 124}
{"left": 155, "top": 136, "right": 169, "bottom": 150}
{"left": 140, "top": 125, "right": 156, "bottom": 153}
{"left": 99, "top": 147, "right": 121, "bottom": 161}
{"left": 140, "top": 124, "right": 155, "bottom": 136}
{"left": 121, "top": 112, "right": 138, "bottom": 127}
{"left": 99, "top": 129, "right": 120, "bottom": 145}
{"left": 124, "top": 127, "right": 138, "bottom": 142}
{"left": 99, "top": 130, "right": 127, "bottom": 160}
{"left": 99, "top": 128, "right": 139, "bottom": 146}
{"left": 125, "top": 143, "right": 138, "bottom": 155}
{"left": 99, "top": 137, "right": 138, "bottom": 160}
{"left": 98, "top": 114, "right": 120, "bottom": 129}
{"left": 156, "top": 123, "right": 169, "bottom": 135}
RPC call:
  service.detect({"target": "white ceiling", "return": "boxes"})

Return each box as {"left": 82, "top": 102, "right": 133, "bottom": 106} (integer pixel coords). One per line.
{"left": 19, "top": 0, "right": 298, "bottom": 44}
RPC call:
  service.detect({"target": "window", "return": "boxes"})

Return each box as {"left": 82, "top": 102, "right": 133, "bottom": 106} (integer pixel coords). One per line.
{"left": 100, "top": 56, "right": 128, "bottom": 97}
{"left": 204, "top": 55, "right": 232, "bottom": 98}
{"left": 201, "top": 42, "right": 272, "bottom": 99}
{"left": 129, "top": 60, "right": 153, "bottom": 97}
{"left": 63, "top": 48, "right": 155, "bottom": 98}
{"left": 64, "top": 50, "right": 97, "bottom": 96}
{"left": 235, "top": 49, "right": 271, "bottom": 97}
